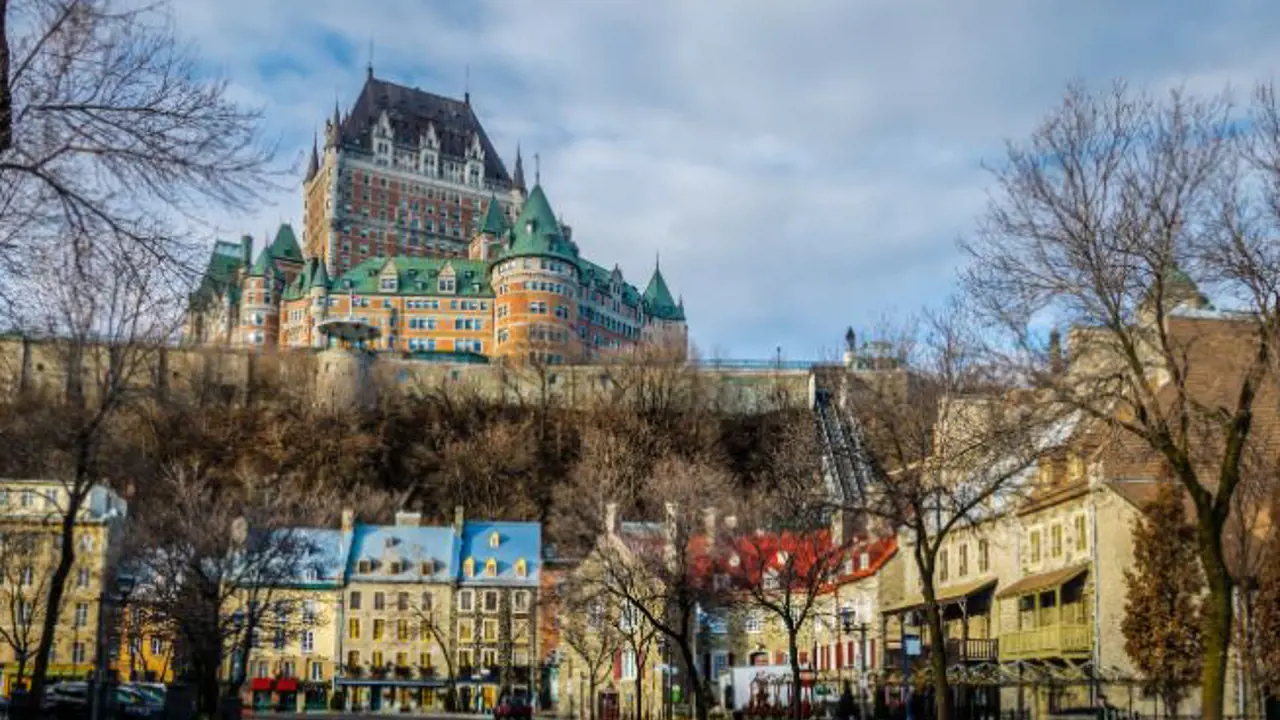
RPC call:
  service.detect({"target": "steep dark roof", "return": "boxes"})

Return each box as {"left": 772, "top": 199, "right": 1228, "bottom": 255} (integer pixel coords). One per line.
{"left": 643, "top": 264, "right": 685, "bottom": 321}
{"left": 340, "top": 75, "right": 511, "bottom": 185}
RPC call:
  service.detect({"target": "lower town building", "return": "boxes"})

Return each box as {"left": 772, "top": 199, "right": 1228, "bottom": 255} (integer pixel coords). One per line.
{"left": 0, "top": 479, "right": 128, "bottom": 695}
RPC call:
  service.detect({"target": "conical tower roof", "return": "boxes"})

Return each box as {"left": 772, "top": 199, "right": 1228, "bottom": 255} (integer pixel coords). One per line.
{"left": 500, "top": 184, "right": 578, "bottom": 261}
{"left": 643, "top": 259, "right": 684, "bottom": 321}
{"left": 305, "top": 136, "right": 319, "bottom": 182}
{"left": 479, "top": 195, "right": 508, "bottom": 235}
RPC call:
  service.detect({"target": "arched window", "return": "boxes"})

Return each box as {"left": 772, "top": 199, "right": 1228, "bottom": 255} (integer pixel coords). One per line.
{"left": 484, "top": 558, "right": 497, "bottom": 577}
{"left": 489, "top": 531, "right": 500, "bottom": 549}
{"left": 515, "top": 558, "right": 527, "bottom": 578}
{"left": 463, "top": 557, "right": 475, "bottom": 578}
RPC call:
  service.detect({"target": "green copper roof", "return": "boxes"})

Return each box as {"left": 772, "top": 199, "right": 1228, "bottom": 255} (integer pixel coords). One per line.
{"left": 578, "top": 259, "right": 641, "bottom": 308}
{"left": 269, "top": 224, "right": 303, "bottom": 263}
{"left": 190, "top": 241, "right": 245, "bottom": 309}
{"left": 333, "top": 256, "right": 494, "bottom": 297}
{"left": 643, "top": 265, "right": 684, "bottom": 321}
{"left": 500, "top": 185, "right": 579, "bottom": 262}
{"left": 249, "top": 247, "right": 277, "bottom": 278}
{"left": 479, "top": 196, "right": 508, "bottom": 235}
{"left": 309, "top": 258, "right": 329, "bottom": 289}
{"left": 283, "top": 258, "right": 332, "bottom": 301}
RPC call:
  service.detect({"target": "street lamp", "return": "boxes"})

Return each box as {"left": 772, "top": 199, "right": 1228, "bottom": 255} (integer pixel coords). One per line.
{"left": 91, "top": 572, "right": 136, "bottom": 720}
{"left": 838, "top": 606, "right": 869, "bottom": 720}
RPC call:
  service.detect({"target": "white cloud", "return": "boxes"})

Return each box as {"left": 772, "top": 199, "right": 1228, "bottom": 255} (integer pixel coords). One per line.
{"left": 170, "top": 0, "right": 1280, "bottom": 357}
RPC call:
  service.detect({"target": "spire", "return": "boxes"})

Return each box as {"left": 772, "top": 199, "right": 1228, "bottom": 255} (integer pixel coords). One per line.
{"left": 305, "top": 134, "right": 319, "bottom": 182}
{"left": 534, "top": 152, "right": 540, "bottom": 185}
{"left": 366, "top": 38, "right": 374, "bottom": 81}
{"left": 464, "top": 64, "right": 471, "bottom": 106}
{"left": 643, "top": 257, "right": 684, "bottom": 322}
{"left": 479, "top": 194, "right": 507, "bottom": 235}
{"left": 512, "top": 143, "right": 526, "bottom": 192}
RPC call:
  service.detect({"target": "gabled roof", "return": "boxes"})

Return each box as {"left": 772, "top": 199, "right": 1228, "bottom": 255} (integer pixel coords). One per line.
{"left": 340, "top": 75, "right": 510, "bottom": 185}
{"left": 249, "top": 247, "right": 277, "bottom": 278}
{"left": 333, "top": 256, "right": 493, "bottom": 297}
{"left": 459, "top": 521, "right": 541, "bottom": 586}
{"left": 190, "top": 241, "right": 245, "bottom": 308}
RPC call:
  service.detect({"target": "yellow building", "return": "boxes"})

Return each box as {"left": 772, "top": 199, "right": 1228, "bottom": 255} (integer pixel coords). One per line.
{"left": 0, "top": 479, "right": 127, "bottom": 696}
{"left": 117, "top": 609, "right": 176, "bottom": 684}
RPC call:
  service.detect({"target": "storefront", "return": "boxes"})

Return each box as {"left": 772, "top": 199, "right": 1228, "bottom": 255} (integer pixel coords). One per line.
{"left": 300, "top": 680, "right": 331, "bottom": 711}
{"left": 336, "top": 679, "right": 448, "bottom": 713}
{"left": 250, "top": 678, "right": 274, "bottom": 711}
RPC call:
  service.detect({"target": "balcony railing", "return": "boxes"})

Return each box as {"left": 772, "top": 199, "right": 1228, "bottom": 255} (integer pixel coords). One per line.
{"left": 883, "top": 638, "right": 998, "bottom": 667}
{"left": 998, "top": 623, "right": 1091, "bottom": 661}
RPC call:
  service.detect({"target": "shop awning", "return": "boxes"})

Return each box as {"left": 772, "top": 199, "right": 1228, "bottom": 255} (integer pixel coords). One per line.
{"left": 996, "top": 563, "right": 1089, "bottom": 599}
{"left": 250, "top": 678, "right": 273, "bottom": 692}
{"left": 883, "top": 577, "right": 997, "bottom": 614}
{"left": 275, "top": 678, "right": 298, "bottom": 693}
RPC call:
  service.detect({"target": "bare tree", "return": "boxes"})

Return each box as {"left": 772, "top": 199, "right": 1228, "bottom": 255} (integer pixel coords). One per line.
{"left": 0, "top": 530, "right": 67, "bottom": 689}
{"left": 961, "top": 81, "right": 1280, "bottom": 720}
{"left": 0, "top": 0, "right": 278, "bottom": 311}
{"left": 721, "top": 478, "right": 850, "bottom": 720}
{"left": 837, "top": 312, "right": 1060, "bottom": 720}
{"left": 580, "top": 455, "right": 735, "bottom": 720}
{"left": 405, "top": 593, "right": 458, "bottom": 710}
{"left": 558, "top": 578, "right": 625, "bottom": 720}
{"left": 127, "top": 461, "right": 331, "bottom": 716}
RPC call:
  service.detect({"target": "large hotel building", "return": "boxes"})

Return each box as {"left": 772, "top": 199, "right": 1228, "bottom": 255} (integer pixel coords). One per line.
{"left": 185, "top": 70, "right": 687, "bottom": 364}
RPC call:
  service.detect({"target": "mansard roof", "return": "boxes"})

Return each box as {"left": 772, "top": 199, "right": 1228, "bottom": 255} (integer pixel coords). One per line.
{"left": 500, "top": 184, "right": 580, "bottom": 262}
{"left": 339, "top": 74, "right": 511, "bottom": 185}
{"left": 333, "top": 256, "right": 494, "bottom": 297}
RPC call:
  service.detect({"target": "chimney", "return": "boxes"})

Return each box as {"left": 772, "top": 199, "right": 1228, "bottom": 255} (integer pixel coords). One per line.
{"left": 604, "top": 502, "right": 618, "bottom": 535}
{"left": 454, "top": 505, "right": 465, "bottom": 534}
{"left": 702, "top": 507, "right": 717, "bottom": 538}
{"left": 240, "top": 235, "right": 253, "bottom": 267}
{"left": 340, "top": 508, "right": 355, "bottom": 532}
{"left": 1048, "top": 328, "right": 1065, "bottom": 374}
{"left": 830, "top": 508, "right": 845, "bottom": 547}
{"left": 395, "top": 510, "right": 422, "bottom": 527}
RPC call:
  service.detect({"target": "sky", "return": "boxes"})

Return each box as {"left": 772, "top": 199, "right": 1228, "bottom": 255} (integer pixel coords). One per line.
{"left": 173, "top": 0, "right": 1280, "bottom": 360}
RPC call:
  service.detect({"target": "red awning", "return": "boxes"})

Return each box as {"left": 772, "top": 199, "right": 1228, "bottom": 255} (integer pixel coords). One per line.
{"left": 275, "top": 679, "right": 298, "bottom": 693}
{"left": 251, "top": 678, "right": 273, "bottom": 692}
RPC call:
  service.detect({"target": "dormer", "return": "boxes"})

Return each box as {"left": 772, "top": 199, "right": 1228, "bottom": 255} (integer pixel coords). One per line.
{"left": 515, "top": 558, "right": 528, "bottom": 578}
{"left": 379, "top": 260, "right": 399, "bottom": 292}
{"left": 373, "top": 111, "right": 394, "bottom": 161}
{"left": 437, "top": 263, "right": 457, "bottom": 294}
{"left": 419, "top": 125, "right": 439, "bottom": 178}
{"left": 488, "top": 531, "right": 500, "bottom": 549}
{"left": 463, "top": 557, "right": 475, "bottom": 578}
{"left": 421, "top": 560, "right": 435, "bottom": 575}
{"left": 484, "top": 558, "right": 498, "bottom": 577}
{"left": 467, "top": 134, "right": 484, "bottom": 161}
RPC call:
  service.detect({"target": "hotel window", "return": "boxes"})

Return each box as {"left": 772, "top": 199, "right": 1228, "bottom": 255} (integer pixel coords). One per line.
{"left": 374, "top": 592, "right": 385, "bottom": 610}
{"left": 1030, "top": 531, "right": 1042, "bottom": 564}
{"left": 939, "top": 549, "right": 949, "bottom": 582}
{"left": 301, "top": 631, "right": 314, "bottom": 654}
{"left": 274, "top": 629, "right": 285, "bottom": 650}
{"left": 398, "top": 592, "right": 409, "bottom": 611}
{"left": 978, "top": 539, "right": 990, "bottom": 573}
{"left": 151, "top": 637, "right": 163, "bottom": 655}
{"left": 482, "top": 619, "right": 498, "bottom": 642}
{"left": 745, "top": 612, "right": 763, "bottom": 634}
{"left": 480, "top": 649, "right": 497, "bottom": 668}
{"left": 398, "top": 619, "right": 410, "bottom": 641}
{"left": 74, "top": 603, "right": 88, "bottom": 627}
{"left": 419, "top": 652, "right": 432, "bottom": 669}
{"left": 72, "top": 642, "right": 86, "bottom": 664}
{"left": 1051, "top": 524, "right": 1063, "bottom": 558}
{"left": 349, "top": 591, "right": 362, "bottom": 610}
{"left": 347, "top": 650, "right": 360, "bottom": 668}
{"left": 302, "top": 600, "right": 316, "bottom": 625}
{"left": 371, "top": 651, "right": 384, "bottom": 669}
{"left": 348, "top": 618, "right": 360, "bottom": 640}
{"left": 458, "top": 649, "right": 474, "bottom": 670}
{"left": 484, "top": 591, "right": 499, "bottom": 613}
{"left": 1075, "top": 515, "right": 1087, "bottom": 551}
{"left": 373, "top": 619, "right": 385, "bottom": 640}
{"left": 458, "top": 590, "right": 474, "bottom": 612}
{"left": 310, "top": 661, "right": 323, "bottom": 680}
{"left": 621, "top": 651, "right": 637, "bottom": 680}
{"left": 513, "top": 590, "right": 530, "bottom": 614}
{"left": 256, "top": 661, "right": 268, "bottom": 678}
{"left": 395, "top": 651, "right": 408, "bottom": 668}
{"left": 421, "top": 592, "right": 433, "bottom": 611}
{"left": 458, "top": 619, "right": 474, "bottom": 643}
{"left": 958, "top": 545, "right": 969, "bottom": 577}
{"left": 21, "top": 490, "right": 33, "bottom": 507}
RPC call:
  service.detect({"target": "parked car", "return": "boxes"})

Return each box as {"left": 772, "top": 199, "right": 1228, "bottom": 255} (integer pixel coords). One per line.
{"left": 43, "top": 682, "right": 90, "bottom": 720}
{"left": 493, "top": 695, "right": 532, "bottom": 720}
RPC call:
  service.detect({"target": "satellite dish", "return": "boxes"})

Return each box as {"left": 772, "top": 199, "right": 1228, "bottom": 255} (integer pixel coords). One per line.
{"left": 231, "top": 517, "right": 248, "bottom": 545}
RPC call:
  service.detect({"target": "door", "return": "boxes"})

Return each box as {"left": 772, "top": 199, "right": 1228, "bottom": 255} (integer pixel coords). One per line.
{"left": 599, "top": 691, "right": 620, "bottom": 720}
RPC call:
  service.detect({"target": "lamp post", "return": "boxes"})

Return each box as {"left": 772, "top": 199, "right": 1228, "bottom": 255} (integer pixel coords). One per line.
{"left": 91, "top": 572, "right": 136, "bottom": 720}
{"left": 838, "top": 606, "right": 868, "bottom": 720}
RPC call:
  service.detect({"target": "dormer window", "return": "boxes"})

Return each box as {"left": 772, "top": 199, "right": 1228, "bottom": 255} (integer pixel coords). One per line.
{"left": 485, "top": 558, "right": 497, "bottom": 577}
{"left": 438, "top": 277, "right": 455, "bottom": 293}
{"left": 463, "top": 557, "right": 474, "bottom": 578}
{"left": 358, "top": 560, "right": 371, "bottom": 574}
{"left": 421, "top": 560, "right": 434, "bottom": 575}
{"left": 489, "top": 532, "right": 500, "bottom": 549}
{"left": 515, "top": 558, "right": 527, "bottom": 578}
{"left": 388, "top": 562, "right": 401, "bottom": 574}
{"left": 381, "top": 278, "right": 396, "bottom": 290}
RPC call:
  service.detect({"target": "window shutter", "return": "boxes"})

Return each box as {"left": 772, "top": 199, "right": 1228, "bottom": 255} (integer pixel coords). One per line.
{"left": 613, "top": 651, "right": 623, "bottom": 680}
{"left": 835, "top": 642, "right": 843, "bottom": 669}
{"left": 870, "top": 639, "right": 876, "bottom": 669}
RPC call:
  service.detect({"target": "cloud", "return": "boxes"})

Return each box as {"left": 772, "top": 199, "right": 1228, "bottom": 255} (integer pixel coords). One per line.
{"left": 171, "top": 0, "right": 1280, "bottom": 358}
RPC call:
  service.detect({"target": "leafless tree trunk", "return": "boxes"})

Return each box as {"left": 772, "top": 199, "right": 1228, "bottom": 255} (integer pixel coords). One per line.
{"left": 962, "top": 81, "right": 1280, "bottom": 720}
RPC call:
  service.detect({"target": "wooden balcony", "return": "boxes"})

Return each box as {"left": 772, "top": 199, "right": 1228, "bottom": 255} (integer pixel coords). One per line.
{"left": 883, "top": 638, "right": 998, "bottom": 668}
{"left": 998, "top": 623, "right": 1091, "bottom": 661}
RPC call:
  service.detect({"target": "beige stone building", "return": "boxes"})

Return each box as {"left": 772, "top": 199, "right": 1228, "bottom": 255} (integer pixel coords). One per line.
{"left": 0, "top": 479, "right": 127, "bottom": 695}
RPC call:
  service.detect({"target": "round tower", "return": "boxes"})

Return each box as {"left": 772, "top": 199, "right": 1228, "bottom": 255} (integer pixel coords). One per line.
{"left": 313, "top": 314, "right": 379, "bottom": 412}
{"left": 490, "top": 184, "right": 582, "bottom": 365}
